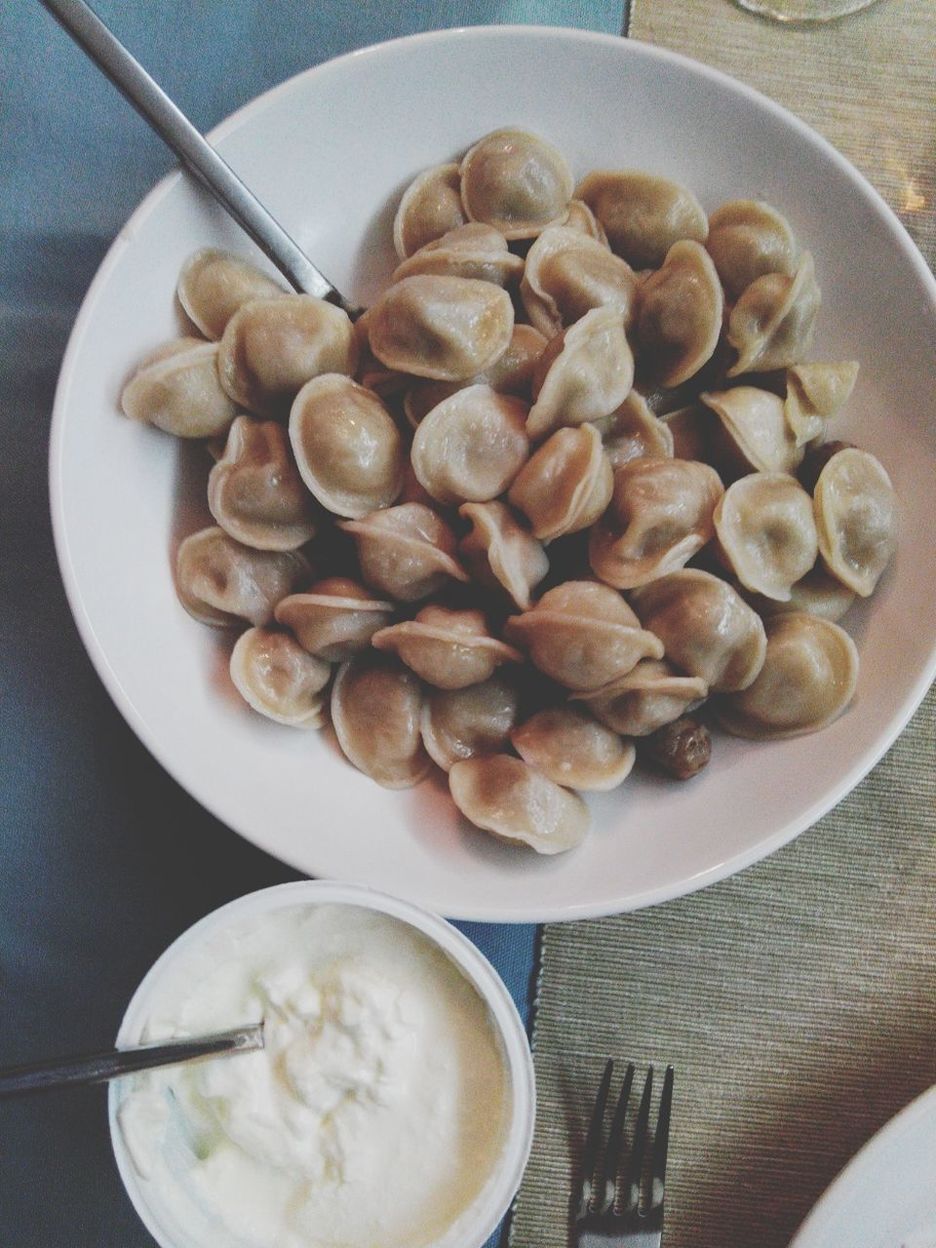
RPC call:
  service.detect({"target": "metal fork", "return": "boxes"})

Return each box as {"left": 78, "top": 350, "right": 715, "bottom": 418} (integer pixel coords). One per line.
{"left": 573, "top": 1059, "right": 675, "bottom": 1248}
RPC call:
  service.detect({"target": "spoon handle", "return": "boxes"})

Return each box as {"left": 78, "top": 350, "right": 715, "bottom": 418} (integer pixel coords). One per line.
{"left": 39, "top": 0, "right": 355, "bottom": 314}
{"left": 0, "top": 1024, "right": 264, "bottom": 1098}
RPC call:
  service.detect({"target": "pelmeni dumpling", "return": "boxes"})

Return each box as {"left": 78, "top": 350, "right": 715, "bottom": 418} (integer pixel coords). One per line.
{"left": 630, "top": 569, "right": 767, "bottom": 693}
{"left": 458, "top": 501, "right": 549, "bottom": 611}
{"left": 410, "top": 385, "right": 529, "bottom": 505}
{"left": 527, "top": 306, "right": 635, "bottom": 440}
{"left": 508, "top": 424, "right": 614, "bottom": 542}
{"left": 702, "top": 386, "right": 804, "bottom": 476}
{"left": 331, "top": 653, "right": 431, "bottom": 789}
{"left": 716, "top": 613, "right": 858, "bottom": 739}
{"left": 121, "top": 338, "right": 237, "bottom": 439}
{"left": 459, "top": 128, "right": 574, "bottom": 240}
{"left": 784, "top": 361, "right": 859, "bottom": 447}
{"left": 589, "top": 458, "right": 724, "bottom": 589}
{"left": 561, "top": 199, "right": 609, "bottom": 243}
{"left": 289, "top": 375, "right": 404, "bottom": 519}
{"left": 208, "top": 416, "right": 317, "bottom": 550}
{"left": 635, "top": 240, "right": 724, "bottom": 388}
{"left": 372, "top": 606, "right": 521, "bottom": 690}
{"left": 338, "top": 503, "right": 468, "bottom": 602}
{"left": 574, "top": 658, "right": 708, "bottom": 737}
{"left": 505, "top": 580, "right": 664, "bottom": 691}
{"left": 510, "top": 705, "right": 636, "bottom": 791}
{"left": 218, "top": 294, "right": 357, "bottom": 417}
{"left": 367, "top": 275, "right": 514, "bottom": 381}
{"left": 519, "top": 225, "right": 638, "bottom": 339}
{"left": 749, "top": 565, "right": 856, "bottom": 623}
{"left": 448, "top": 755, "right": 588, "bottom": 854}
{"left": 275, "top": 578, "right": 395, "bottom": 661}
{"left": 420, "top": 674, "right": 519, "bottom": 772}
{"left": 662, "top": 404, "right": 709, "bottom": 463}
{"left": 229, "top": 627, "right": 330, "bottom": 728}
{"left": 391, "top": 223, "right": 524, "bottom": 287}
{"left": 175, "top": 526, "right": 310, "bottom": 628}
{"left": 177, "top": 248, "right": 285, "bottom": 340}
{"left": 727, "top": 252, "right": 820, "bottom": 377}
{"left": 393, "top": 163, "right": 467, "bottom": 259}
{"left": 704, "top": 201, "right": 799, "bottom": 301}
{"left": 714, "top": 473, "right": 818, "bottom": 601}
{"left": 593, "top": 391, "right": 675, "bottom": 469}
{"left": 577, "top": 170, "right": 708, "bottom": 270}
{"left": 813, "top": 447, "right": 898, "bottom": 596}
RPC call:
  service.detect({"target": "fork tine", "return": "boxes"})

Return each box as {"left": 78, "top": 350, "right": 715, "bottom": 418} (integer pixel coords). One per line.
{"left": 649, "top": 1065, "right": 675, "bottom": 1210}
{"left": 576, "top": 1058, "right": 614, "bottom": 1218}
{"left": 602, "top": 1061, "right": 635, "bottom": 1212}
{"left": 623, "top": 1064, "right": 654, "bottom": 1212}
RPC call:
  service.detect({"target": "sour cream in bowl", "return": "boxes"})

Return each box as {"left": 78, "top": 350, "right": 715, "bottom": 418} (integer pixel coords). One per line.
{"left": 109, "top": 881, "right": 535, "bottom": 1248}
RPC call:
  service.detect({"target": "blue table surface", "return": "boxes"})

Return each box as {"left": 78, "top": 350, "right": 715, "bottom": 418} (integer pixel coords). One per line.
{"left": 0, "top": 1, "right": 625, "bottom": 1243}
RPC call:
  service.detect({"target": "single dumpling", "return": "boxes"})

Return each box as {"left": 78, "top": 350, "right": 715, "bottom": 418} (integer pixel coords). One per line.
{"left": 701, "top": 386, "right": 804, "bottom": 476}
{"left": 121, "top": 338, "right": 238, "bottom": 439}
{"left": 715, "top": 613, "right": 858, "bottom": 739}
{"left": 630, "top": 569, "right": 767, "bottom": 693}
{"left": 331, "top": 653, "right": 431, "bottom": 789}
{"left": 217, "top": 294, "right": 358, "bottom": 417}
{"left": 588, "top": 458, "right": 724, "bottom": 589}
{"left": 372, "top": 606, "right": 521, "bottom": 690}
{"left": 420, "top": 674, "right": 519, "bottom": 772}
{"left": 508, "top": 423, "right": 614, "bottom": 542}
{"left": 229, "top": 627, "right": 330, "bottom": 728}
{"left": 177, "top": 248, "right": 286, "bottom": 340}
{"left": 510, "top": 705, "right": 636, "bottom": 791}
{"left": 393, "top": 162, "right": 468, "bottom": 259}
{"left": 704, "top": 200, "right": 799, "bottom": 301}
{"left": 635, "top": 240, "right": 724, "bottom": 388}
{"left": 208, "top": 415, "right": 317, "bottom": 550}
{"left": 338, "top": 503, "right": 469, "bottom": 602}
{"left": 459, "top": 128, "right": 574, "bottom": 240}
{"left": 288, "top": 374, "right": 404, "bottom": 519}
{"left": 746, "top": 565, "right": 856, "bottom": 623}
{"left": 367, "top": 275, "right": 514, "bottom": 381}
{"left": 574, "top": 658, "right": 708, "bottom": 737}
{"left": 274, "top": 578, "right": 395, "bottom": 661}
{"left": 727, "top": 252, "right": 820, "bottom": 377}
{"left": 448, "top": 755, "right": 588, "bottom": 854}
{"left": 390, "top": 223, "right": 524, "bottom": 287}
{"left": 713, "top": 473, "right": 818, "bottom": 602}
{"left": 561, "top": 199, "right": 609, "bottom": 243}
{"left": 576, "top": 170, "right": 708, "bottom": 270}
{"left": 593, "top": 391, "right": 675, "bottom": 469}
{"left": 458, "top": 501, "right": 549, "bottom": 611}
{"left": 784, "top": 361, "right": 859, "bottom": 447}
{"left": 519, "top": 225, "right": 638, "bottom": 339}
{"left": 505, "top": 580, "right": 664, "bottom": 691}
{"left": 175, "top": 526, "right": 310, "bottom": 628}
{"left": 813, "top": 447, "right": 898, "bottom": 596}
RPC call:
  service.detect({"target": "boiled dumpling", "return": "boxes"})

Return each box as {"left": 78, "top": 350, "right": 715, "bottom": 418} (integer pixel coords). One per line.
{"left": 561, "top": 199, "right": 609, "bottom": 243}
{"left": 459, "top": 128, "right": 574, "bottom": 240}
{"left": 813, "top": 447, "right": 897, "bottom": 596}
{"left": 229, "top": 627, "right": 330, "bottom": 728}
{"left": 576, "top": 170, "right": 708, "bottom": 270}
{"left": 508, "top": 423, "right": 614, "bottom": 542}
{"left": 372, "top": 606, "right": 521, "bottom": 689}
{"left": 275, "top": 578, "right": 395, "bottom": 661}
{"left": 420, "top": 674, "right": 519, "bottom": 772}
{"left": 175, "top": 526, "right": 310, "bottom": 628}
{"left": 393, "top": 162, "right": 468, "bottom": 259}
{"left": 177, "top": 248, "right": 285, "bottom": 340}
{"left": 574, "top": 658, "right": 708, "bottom": 737}
{"left": 448, "top": 755, "right": 588, "bottom": 854}
{"left": 338, "top": 503, "right": 468, "bottom": 602}
{"left": 727, "top": 252, "right": 820, "bottom": 377}
{"left": 519, "top": 225, "right": 638, "bottom": 339}
{"left": 784, "top": 361, "right": 859, "bottom": 447}
{"left": 391, "top": 223, "right": 524, "bottom": 287}
{"left": 704, "top": 201, "right": 798, "bottom": 301}
{"left": 702, "top": 386, "right": 804, "bottom": 476}
{"left": 593, "top": 391, "right": 675, "bottom": 469}
{"left": 747, "top": 565, "right": 856, "bottom": 623}
{"left": 121, "top": 338, "right": 237, "bottom": 439}
{"left": 331, "top": 653, "right": 431, "bottom": 789}
{"left": 713, "top": 473, "right": 818, "bottom": 601}
{"left": 510, "top": 705, "right": 636, "bottom": 791}
{"left": 635, "top": 240, "right": 723, "bottom": 388}
{"left": 458, "top": 501, "right": 549, "bottom": 611}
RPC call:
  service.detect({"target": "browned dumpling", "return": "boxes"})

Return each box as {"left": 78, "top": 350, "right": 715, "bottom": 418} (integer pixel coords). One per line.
{"left": 594, "top": 392, "right": 675, "bottom": 469}
{"left": 519, "top": 225, "right": 638, "bottom": 339}
{"left": 510, "top": 705, "right": 636, "bottom": 791}
{"left": 589, "top": 458, "right": 724, "bottom": 589}
{"left": 630, "top": 569, "right": 767, "bottom": 693}
{"left": 229, "top": 627, "right": 330, "bottom": 728}
{"left": 121, "top": 338, "right": 238, "bottom": 439}
{"left": 702, "top": 386, "right": 804, "bottom": 476}
{"left": 410, "top": 385, "right": 529, "bottom": 505}
{"left": 175, "top": 526, "right": 310, "bottom": 628}
{"left": 217, "top": 295, "right": 357, "bottom": 417}
{"left": 784, "top": 361, "right": 859, "bottom": 447}
{"left": 177, "top": 248, "right": 285, "bottom": 340}
{"left": 393, "top": 162, "right": 467, "bottom": 259}
{"left": 748, "top": 565, "right": 856, "bottom": 623}
{"left": 372, "top": 606, "right": 521, "bottom": 690}
{"left": 508, "top": 424, "right": 614, "bottom": 542}
{"left": 576, "top": 170, "right": 708, "bottom": 270}
{"left": 367, "top": 275, "right": 514, "bottom": 381}
{"left": 208, "top": 416, "right": 317, "bottom": 550}
{"left": 331, "top": 653, "right": 431, "bottom": 789}
{"left": 289, "top": 375, "right": 404, "bottom": 519}
{"left": 635, "top": 240, "right": 723, "bottom": 388}
{"left": 505, "top": 580, "right": 663, "bottom": 691}
{"left": 713, "top": 473, "right": 818, "bottom": 601}
{"left": 420, "top": 674, "right": 519, "bottom": 772}
{"left": 527, "top": 306, "right": 635, "bottom": 440}
{"left": 274, "top": 578, "right": 395, "bottom": 661}
{"left": 813, "top": 447, "right": 897, "bottom": 596}
{"left": 448, "top": 755, "right": 588, "bottom": 854}
{"left": 338, "top": 503, "right": 468, "bottom": 602}
{"left": 574, "top": 658, "right": 708, "bottom": 737}
{"left": 391, "top": 223, "right": 524, "bottom": 287}
{"left": 459, "top": 128, "right": 574, "bottom": 240}
{"left": 458, "top": 501, "right": 549, "bottom": 611}
{"left": 727, "top": 252, "right": 820, "bottom": 377}
{"left": 704, "top": 201, "right": 799, "bottom": 301}
{"left": 716, "top": 613, "right": 858, "bottom": 739}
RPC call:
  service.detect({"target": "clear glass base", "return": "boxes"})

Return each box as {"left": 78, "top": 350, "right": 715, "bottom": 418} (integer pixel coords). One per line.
{"left": 733, "top": 0, "right": 882, "bottom": 22}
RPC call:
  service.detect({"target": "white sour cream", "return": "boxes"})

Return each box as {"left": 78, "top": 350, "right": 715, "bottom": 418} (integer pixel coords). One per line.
{"left": 116, "top": 903, "right": 511, "bottom": 1248}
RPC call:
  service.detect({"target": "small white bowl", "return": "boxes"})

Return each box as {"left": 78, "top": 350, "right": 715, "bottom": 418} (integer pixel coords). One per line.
{"left": 108, "top": 880, "right": 535, "bottom": 1248}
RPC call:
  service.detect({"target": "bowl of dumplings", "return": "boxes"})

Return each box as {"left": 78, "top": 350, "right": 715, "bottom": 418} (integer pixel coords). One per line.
{"left": 49, "top": 26, "right": 936, "bottom": 920}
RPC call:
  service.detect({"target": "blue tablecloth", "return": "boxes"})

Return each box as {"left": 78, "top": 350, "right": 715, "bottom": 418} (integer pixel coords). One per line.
{"left": 0, "top": 1, "right": 624, "bottom": 1243}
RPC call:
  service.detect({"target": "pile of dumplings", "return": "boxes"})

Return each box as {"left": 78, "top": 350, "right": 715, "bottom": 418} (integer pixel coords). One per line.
{"left": 121, "top": 127, "right": 898, "bottom": 856}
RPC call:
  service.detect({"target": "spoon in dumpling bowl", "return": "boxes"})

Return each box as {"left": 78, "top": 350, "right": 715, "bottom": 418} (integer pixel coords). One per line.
{"left": 39, "top": 0, "right": 360, "bottom": 318}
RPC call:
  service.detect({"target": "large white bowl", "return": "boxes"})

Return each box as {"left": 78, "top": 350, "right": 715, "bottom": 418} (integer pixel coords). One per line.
{"left": 50, "top": 26, "right": 936, "bottom": 922}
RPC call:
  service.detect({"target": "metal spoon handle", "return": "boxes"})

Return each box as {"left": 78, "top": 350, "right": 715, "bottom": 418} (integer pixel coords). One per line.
{"left": 39, "top": 0, "right": 354, "bottom": 313}
{"left": 0, "top": 1024, "right": 264, "bottom": 1098}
